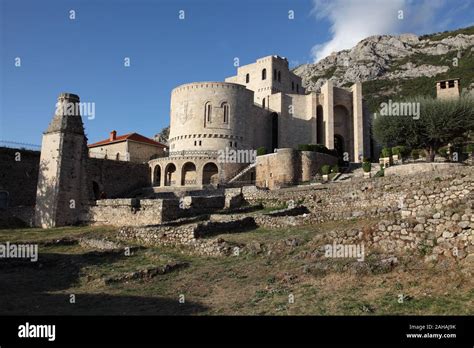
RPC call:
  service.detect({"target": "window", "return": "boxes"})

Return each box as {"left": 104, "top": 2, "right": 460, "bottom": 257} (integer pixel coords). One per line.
{"left": 291, "top": 82, "right": 294, "bottom": 91}
{"left": 246, "top": 73, "right": 250, "bottom": 83}
{"left": 262, "top": 68, "right": 267, "bottom": 80}
{"left": 116, "top": 153, "right": 120, "bottom": 160}
{"left": 273, "top": 69, "right": 277, "bottom": 80}
{"left": 262, "top": 97, "right": 266, "bottom": 109}
{"left": 278, "top": 71, "right": 281, "bottom": 82}
{"left": 296, "top": 84, "right": 299, "bottom": 93}
{"left": 222, "top": 102, "right": 229, "bottom": 123}
{"left": 199, "top": 140, "right": 202, "bottom": 146}
{"left": 448, "top": 80, "right": 455, "bottom": 88}
{"left": 194, "top": 141, "right": 197, "bottom": 146}
{"left": 440, "top": 81, "right": 447, "bottom": 89}
{"left": 205, "top": 102, "right": 212, "bottom": 122}
{"left": 229, "top": 141, "right": 233, "bottom": 147}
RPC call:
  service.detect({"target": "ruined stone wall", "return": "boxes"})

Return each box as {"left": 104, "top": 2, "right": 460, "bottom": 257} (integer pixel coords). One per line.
{"left": 86, "top": 158, "right": 150, "bottom": 199}
{"left": 0, "top": 147, "right": 40, "bottom": 207}
{"left": 86, "top": 195, "right": 226, "bottom": 226}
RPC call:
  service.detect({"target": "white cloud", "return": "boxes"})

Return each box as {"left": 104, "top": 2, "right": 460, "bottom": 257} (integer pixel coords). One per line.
{"left": 310, "top": 0, "right": 448, "bottom": 62}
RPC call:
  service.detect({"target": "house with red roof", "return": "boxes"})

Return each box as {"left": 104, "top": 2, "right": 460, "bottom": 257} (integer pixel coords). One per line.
{"left": 88, "top": 130, "right": 167, "bottom": 163}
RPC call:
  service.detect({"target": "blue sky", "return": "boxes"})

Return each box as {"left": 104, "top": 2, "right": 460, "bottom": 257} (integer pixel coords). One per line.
{"left": 1, "top": 0, "right": 473, "bottom": 145}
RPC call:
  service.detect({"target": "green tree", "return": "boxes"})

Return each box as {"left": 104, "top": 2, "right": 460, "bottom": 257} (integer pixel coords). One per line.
{"left": 373, "top": 96, "right": 474, "bottom": 162}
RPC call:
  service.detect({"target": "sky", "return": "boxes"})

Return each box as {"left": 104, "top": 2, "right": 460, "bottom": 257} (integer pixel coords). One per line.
{"left": 1, "top": 0, "right": 474, "bottom": 146}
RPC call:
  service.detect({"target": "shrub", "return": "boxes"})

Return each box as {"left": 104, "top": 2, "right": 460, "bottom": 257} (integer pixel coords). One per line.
{"left": 437, "top": 146, "right": 449, "bottom": 158}
{"left": 321, "top": 164, "right": 331, "bottom": 175}
{"left": 331, "top": 165, "right": 340, "bottom": 173}
{"left": 297, "top": 144, "right": 311, "bottom": 151}
{"left": 362, "top": 161, "right": 372, "bottom": 173}
{"left": 381, "top": 147, "right": 392, "bottom": 158}
{"left": 374, "top": 168, "right": 384, "bottom": 177}
{"left": 466, "top": 143, "right": 474, "bottom": 153}
{"left": 392, "top": 145, "right": 409, "bottom": 158}
{"left": 256, "top": 147, "right": 267, "bottom": 156}
{"left": 411, "top": 149, "right": 420, "bottom": 160}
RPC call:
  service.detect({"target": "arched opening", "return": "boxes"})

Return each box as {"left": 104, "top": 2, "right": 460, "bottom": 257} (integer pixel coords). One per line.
{"left": 262, "top": 68, "right": 267, "bottom": 80}
{"left": 115, "top": 153, "right": 120, "bottom": 160}
{"left": 222, "top": 102, "right": 229, "bottom": 123}
{"left": 202, "top": 162, "right": 219, "bottom": 186}
{"left": 316, "top": 105, "right": 324, "bottom": 144}
{"left": 333, "top": 104, "right": 353, "bottom": 162}
{"left": 271, "top": 112, "right": 278, "bottom": 151}
{"left": 262, "top": 97, "right": 266, "bottom": 109}
{"left": 164, "top": 163, "right": 177, "bottom": 186}
{"left": 92, "top": 181, "right": 100, "bottom": 200}
{"left": 334, "top": 134, "right": 345, "bottom": 160}
{"left": 205, "top": 102, "right": 212, "bottom": 123}
{"left": 245, "top": 73, "right": 250, "bottom": 83}
{"left": 154, "top": 165, "right": 161, "bottom": 186}
{"left": 0, "top": 190, "right": 9, "bottom": 209}
{"left": 181, "top": 162, "right": 197, "bottom": 186}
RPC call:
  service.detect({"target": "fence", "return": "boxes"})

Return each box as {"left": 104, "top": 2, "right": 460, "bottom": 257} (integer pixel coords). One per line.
{"left": 0, "top": 140, "right": 41, "bottom": 151}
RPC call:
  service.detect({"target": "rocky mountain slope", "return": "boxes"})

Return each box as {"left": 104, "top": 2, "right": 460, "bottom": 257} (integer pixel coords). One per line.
{"left": 293, "top": 26, "right": 474, "bottom": 112}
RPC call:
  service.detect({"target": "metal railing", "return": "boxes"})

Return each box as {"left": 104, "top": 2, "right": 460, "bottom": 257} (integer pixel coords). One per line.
{"left": 0, "top": 140, "right": 41, "bottom": 151}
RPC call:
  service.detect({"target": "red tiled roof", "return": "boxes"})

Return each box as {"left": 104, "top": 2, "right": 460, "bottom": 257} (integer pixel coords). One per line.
{"left": 88, "top": 132, "right": 167, "bottom": 148}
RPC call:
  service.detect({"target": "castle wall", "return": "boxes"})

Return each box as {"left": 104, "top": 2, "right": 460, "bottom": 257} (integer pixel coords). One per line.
{"left": 86, "top": 158, "right": 150, "bottom": 199}
{"left": 224, "top": 55, "right": 305, "bottom": 107}
{"left": 0, "top": 147, "right": 40, "bottom": 207}
{"left": 169, "top": 82, "right": 254, "bottom": 152}
{"left": 275, "top": 93, "right": 315, "bottom": 148}
{"left": 255, "top": 148, "right": 337, "bottom": 190}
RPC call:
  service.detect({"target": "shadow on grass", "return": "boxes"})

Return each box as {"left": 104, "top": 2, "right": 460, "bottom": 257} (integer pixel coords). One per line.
{"left": 0, "top": 250, "right": 208, "bottom": 315}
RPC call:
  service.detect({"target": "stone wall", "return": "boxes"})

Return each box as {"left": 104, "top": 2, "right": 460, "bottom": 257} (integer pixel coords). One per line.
{"left": 255, "top": 148, "right": 338, "bottom": 189}
{"left": 86, "top": 195, "right": 226, "bottom": 226}
{"left": 0, "top": 147, "right": 40, "bottom": 207}
{"left": 87, "top": 158, "right": 150, "bottom": 199}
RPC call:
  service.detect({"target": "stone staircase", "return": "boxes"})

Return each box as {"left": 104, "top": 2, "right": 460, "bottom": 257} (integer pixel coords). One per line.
{"left": 228, "top": 162, "right": 256, "bottom": 184}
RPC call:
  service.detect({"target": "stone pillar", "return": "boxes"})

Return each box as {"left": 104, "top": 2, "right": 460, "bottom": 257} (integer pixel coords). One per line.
{"left": 35, "top": 93, "right": 89, "bottom": 228}
{"left": 351, "top": 82, "right": 364, "bottom": 163}
{"left": 321, "top": 80, "right": 334, "bottom": 149}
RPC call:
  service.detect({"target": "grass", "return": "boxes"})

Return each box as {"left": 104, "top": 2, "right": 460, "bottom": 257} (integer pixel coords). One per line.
{"left": 0, "top": 223, "right": 472, "bottom": 315}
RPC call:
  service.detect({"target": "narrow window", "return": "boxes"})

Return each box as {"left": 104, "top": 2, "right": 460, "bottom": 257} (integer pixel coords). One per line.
{"left": 448, "top": 80, "right": 455, "bottom": 88}
{"left": 278, "top": 71, "right": 281, "bottom": 82}
{"left": 273, "top": 69, "right": 277, "bottom": 80}
{"left": 229, "top": 141, "right": 233, "bottom": 147}
{"left": 262, "top": 97, "right": 266, "bottom": 109}
{"left": 205, "top": 102, "right": 212, "bottom": 122}
{"left": 296, "top": 84, "right": 299, "bottom": 93}
{"left": 245, "top": 73, "right": 250, "bottom": 83}
{"left": 194, "top": 141, "right": 197, "bottom": 146}
{"left": 116, "top": 153, "right": 120, "bottom": 160}
{"left": 222, "top": 102, "right": 229, "bottom": 123}
{"left": 291, "top": 82, "right": 294, "bottom": 91}
{"left": 199, "top": 140, "right": 202, "bottom": 146}
{"left": 262, "top": 68, "right": 267, "bottom": 80}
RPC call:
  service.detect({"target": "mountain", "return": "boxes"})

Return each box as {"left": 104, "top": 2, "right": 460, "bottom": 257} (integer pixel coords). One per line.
{"left": 293, "top": 26, "right": 474, "bottom": 112}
